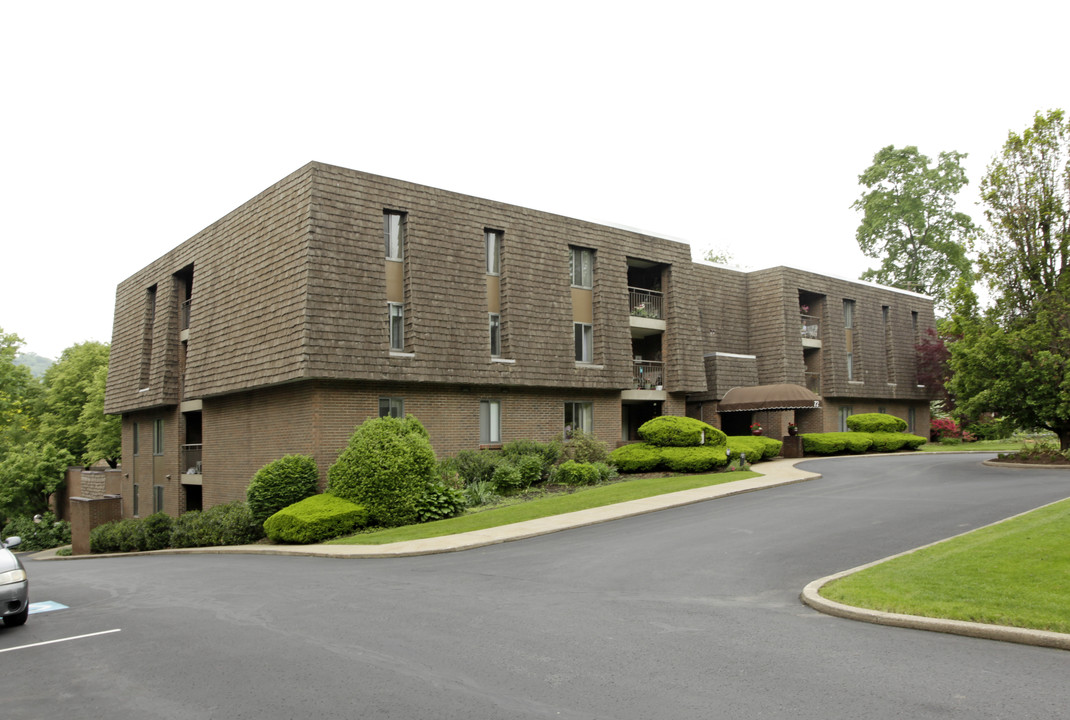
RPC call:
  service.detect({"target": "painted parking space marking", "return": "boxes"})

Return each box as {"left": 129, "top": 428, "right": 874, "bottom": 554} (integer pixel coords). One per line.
{"left": 0, "top": 628, "right": 121, "bottom": 654}
{"left": 29, "top": 601, "right": 69, "bottom": 614}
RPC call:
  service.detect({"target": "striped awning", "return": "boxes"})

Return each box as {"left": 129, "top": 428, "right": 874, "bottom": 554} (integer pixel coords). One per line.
{"left": 718, "top": 383, "right": 821, "bottom": 412}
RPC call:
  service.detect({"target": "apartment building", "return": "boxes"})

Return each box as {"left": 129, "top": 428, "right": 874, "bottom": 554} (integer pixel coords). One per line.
{"left": 104, "top": 162, "right": 934, "bottom": 517}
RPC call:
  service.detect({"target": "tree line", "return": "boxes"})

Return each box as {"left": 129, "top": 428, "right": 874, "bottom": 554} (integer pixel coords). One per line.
{"left": 0, "top": 334, "right": 119, "bottom": 524}
{"left": 853, "top": 109, "right": 1070, "bottom": 451}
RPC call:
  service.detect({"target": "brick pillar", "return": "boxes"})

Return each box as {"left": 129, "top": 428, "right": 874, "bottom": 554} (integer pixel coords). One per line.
{"left": 69, "top": 496, "right": 123, "bottom": 555}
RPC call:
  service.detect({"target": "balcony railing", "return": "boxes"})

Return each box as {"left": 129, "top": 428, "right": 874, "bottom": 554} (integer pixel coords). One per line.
{"left": 801, "top": 314, "right": 819, "bottom": 339}
{"left": 181, "top": 444, "right": 202, "bottom": 475}
{"left": 181, "top": 299, "right": 192, "bottom": 330}
{"left": 629, "top": 287, "right": 663, "bottom": 320}
{"left": 633, "top": 360, "right": 665, "bottom": 390}
{"left": 804, "top": 372, "right": 821, "bottom": 395}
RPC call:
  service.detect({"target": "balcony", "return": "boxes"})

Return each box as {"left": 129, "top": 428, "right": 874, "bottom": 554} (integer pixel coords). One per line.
{"left": 629, "top": 288, "right": 666, "bottom": 338}
{"left": 804, "top": 372, "right": 822, "bottom": 395}
{"left": 181, "top": 444, "right": 202, "bottom": 484}
{"left": 632, "top": 360, "right": 664, "bottom": 390}
{"left": 801, "top": 314, "right": 821, "bottom": 348}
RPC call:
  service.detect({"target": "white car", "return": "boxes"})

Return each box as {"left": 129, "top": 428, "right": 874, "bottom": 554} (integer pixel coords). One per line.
{"left": 0, "top": 536, "right": 29, "bottom": 627}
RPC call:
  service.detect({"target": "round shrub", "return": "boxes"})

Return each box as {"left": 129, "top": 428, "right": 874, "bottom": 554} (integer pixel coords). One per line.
{"left": 638, "top": 416, "right": 727, "bottom": 447}
{"left": 492, "top": 462, "right": 526, "bottom": 493}
{"left": 263, "top": 494, "right": 370, "bottom": 544}
{"left": 552, "top": 460, "right": 602, "bottom": 485}
{"left": 609, "top": 443, "right": 663, "bottom": 473}
{"left": 170, "top": 502, "right": 265, "bottom": 548}
{"left": 727, "top": 436, "right": 783, "bottom": 462}
{"left": 415, "top": 483, "right": 467, "bottom": 523}
{"left": 247, "top": 454, "right": 320, "bottom": 525}
{"left": 450, "top": 449, "right": 503, "bottom": 486}
{"left": 846, "top": 413, "right": 907, "bottom": 433}
{"left": 801, "top": 433, "right": 847, "bottom": 454}
{"left": 515, "top": 454, "right": 547, "bottom": 486}
{"left": 327, "top": 416, "right": 437, "bottom": 527}
{"left": 900, "top": 433, "right": 928, "bottom": 450}
{"left": 659, "top": 445, "right": 728, "bottom": 473}
{"left": 141, "top": 512, "right": 174, "bottom": 551}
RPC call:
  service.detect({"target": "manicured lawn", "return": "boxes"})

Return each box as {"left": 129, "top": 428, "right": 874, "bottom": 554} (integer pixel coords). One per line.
{"left": 820, "top": 497, "right": 1070, "bottom": 633}
{"left": 329, "top": 469, "right": 760, "bottom": 545}
{"left": 918, "top": 439, "right": 1030, "bottom": 452}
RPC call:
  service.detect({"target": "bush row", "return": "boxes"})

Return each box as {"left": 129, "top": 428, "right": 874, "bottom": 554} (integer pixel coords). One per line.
{"left": 90, "top": 503, "right": 264, "bottom": 554}
{"left": 801, "top": 432, "right": 927, "bottom": 454}
{"left": 2, "top": 512, "right": 71, "bottom": 552}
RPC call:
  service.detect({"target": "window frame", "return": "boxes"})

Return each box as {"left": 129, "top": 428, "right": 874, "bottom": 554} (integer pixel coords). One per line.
{"left": 489, "top": 312, "right": 501, "bottom": 357}
{"left": 564, "top": 401, "right": 594, "bottom": 436}
{"left": 384, "top": 211, "right": 405, "bottom": 260}
{"left": 378, "top": 397, "right": 405, "bottom": 418}
{"left": 846, "top": 352, "right": 854, "bottom": 381}
{"left": 574, "top": 322, "right": 593, "bottom": 363}
{"left": 152, "top": 419, "right": 164, "bottom": 456}
{"left": 843, "top": 299, "right": 855, "bottom": 329}
{"left": 153, "top": 485, "right": 164, "bottom": 514}
{"left": 388, "top": 302, "right": 405, "bottom": 351}
{"left": 132, "top": 422, "right": 139, "bottom": 456}
{"left": 838, "top": 406, "right": 853, "bottom": 432}
{"left": 479, "top": 399, "right": 501, "bottom": 446}
{"left": 132, "top": 483, "right": 140, "bottom": 517}
{"left": 485, "top": 230, "right": 501, "bottom": 275}
{"left": 570, "top": 247, "right": 593, "bottom": 289}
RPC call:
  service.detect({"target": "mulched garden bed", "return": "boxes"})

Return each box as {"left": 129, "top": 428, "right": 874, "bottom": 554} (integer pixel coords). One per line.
{"left": 989, "top": 450, "right": 1070, "bottom": 466}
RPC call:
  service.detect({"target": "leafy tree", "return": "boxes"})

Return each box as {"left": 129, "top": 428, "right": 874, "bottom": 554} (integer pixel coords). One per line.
{"left": 77, "top": 364, "right": 121, "bottom": 467}
{"left": 915, "top": 327, "right": 953, "bottom": 412}
{"left": 702, "top": 246, "right": 734, "bottom": 265}
{"left": 38, "top": 341, "right": 110, "bottom": 464}
{"left": 0, "top": 440, "right": 74, "bottom": 517}
{"left": 852, "top": 145, "right": 976, "bottom": 310}
{"left": 950, "top": 110, "right": 1070, "bottom": 450}
{"left": 0, "top": 328, "right": 40, "bottom": 448}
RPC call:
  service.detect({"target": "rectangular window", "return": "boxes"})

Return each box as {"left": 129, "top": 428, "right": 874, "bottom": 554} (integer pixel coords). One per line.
{"left": 132, "top": 422, "right": 139, "bottom": 456}
{"left": 378, "top": 397, "right": 404, "bottom": 418}
{"left": 153, "top": 419, "right": 164, "bottom": 456}
{"left": 911, "top": 311, "right": 919, "bottom": 333}
{"left": 153, "top": 485, "right": 164, "bottom": 514}
{"left": 132, "top": 483, "right": 140, "bottom": 517}
{"left": 846, "top": 352, "right": 854, "bottom": 381}
{"left": 480, "top": 399, "right": 501, "bottom": 445}
{"left": 570, "top": 247, "right": 593, "bottom": 288}
{"left": 485, "top": 230, "right": 501, "bottom": 275}
{"left": 564, "top": 401, "right": 593, "bottom": 436}
{"left": 389, "top": 302, "right": 405, "bottom": 351}
{"left": 574, "top": 322, "right": 593, "bottom": 363}
{"left": 843, "top": 299, "right": 855, "bottom": 328}
{"left": 489, "top": 313, "right": 501, "bottom": 357}
{"left": 908, "top": 407, "right": 916, "bottom": 434}
{"left": 839, "top": 406, "right": 853, "bottom": 432}
{"left": 384, "top": 211, "right": 405, "bottom": 260}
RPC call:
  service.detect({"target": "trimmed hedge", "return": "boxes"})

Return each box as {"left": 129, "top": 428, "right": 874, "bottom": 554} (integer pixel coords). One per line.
{"left": 609, "top": 443, "right": 663, "bottom": 473}
{"left": 638, "top": 416, "right": 727, "bottom": 448}
{"left": 801, "top": 431, "right": 927, "bottom": 455}
{"left": 659, "top": 446, "right": 728, "bottom": 473}
{"left": 170, "top": 502, "right": 264, "bottom": 548}
{"left": 327, "top": 416, "right": 437, "bottom": 527}
{"left": 845, "top": 413, "right": 907, "bottom": 433}
{"left": 726, "top": 436, "right": 783, "bottom": 461}
{"left": 247, "top": 454, "right": 320, "bottom": 526}
{"left": 552, "top": 460, "right": 615, "bottom": 485}
{"left": 263, "top": 494, "right": 369, "bottom": 544}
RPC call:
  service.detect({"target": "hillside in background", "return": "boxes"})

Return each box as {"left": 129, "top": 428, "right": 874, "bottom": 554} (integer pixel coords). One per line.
{"left": 14, "top": 351, "right": 53, "bottom": 377}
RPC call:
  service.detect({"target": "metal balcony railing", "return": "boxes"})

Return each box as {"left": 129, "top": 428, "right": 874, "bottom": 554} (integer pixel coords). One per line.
{"left": 629, "top": 287, "right": 663, "bottom": 320}
{"left": 181, "top": 444, "right": 202, "bottom": 475}
{"left": 804, "top": 372, "right": 821, "bottom": 395}
{"left": 801, "top": 314, "right": 819, "bottom": 339}
{"left": 181, "top": 299, "right": 192, "bottom": 330}
{"left": 633, "top": 360, "right": 665, "bottom": 390}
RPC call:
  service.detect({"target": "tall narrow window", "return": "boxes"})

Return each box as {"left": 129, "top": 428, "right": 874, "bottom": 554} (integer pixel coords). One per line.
{"left": 844, "top": 299, "right": 856, "bottom": 381}
{"left": 911, "top": 311, "right": 919, "bottom": 333}
{"left": 564, "top": 401, "right": 593, "bottom": 436}
{"left": 570, "top": 247, "right": 593, "bottom": 288}
{"left": 846, "top": 352, "right": 854, "bottom": 381}
{"left": 574, "top": 323, "right": 593, "bottom": 363}
{"left": 480, "top": 399, "right": 501, "bottom": 445}
{"left": 379, "top": 397, "right": 404, "bottom": 418}
{"left": 908, "top": 407, "right": 916, "bottom": 434}
{"left": 843, "top": 299, "right": 855, "bottom": 329}
{"left": 153, "top": 485, "right": 164, "bottom": 514}
{"left": 132, "top": 484, "right": 140, "bottom": 517}
{"left": 389, "top": 303, "right": 405, "bottom": 351}
{"left": 153, "top": 419, "right": 164, "bottom": 456}
{"left": 839, "top": 406, "right": 853, "bottom": 432}
{"left": 485, "top": 230, "right": 501, "bottom": 275}
{"left": 384, "top": 211, "right": 405, "bottom": 260}
{"left": 489, "top": 313, "right": 501, "bottom": 357}
{"left": 132, "top": 422, "right": 140, "bottom": 456}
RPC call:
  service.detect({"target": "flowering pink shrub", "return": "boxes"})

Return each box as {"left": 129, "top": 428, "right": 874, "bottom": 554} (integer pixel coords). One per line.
{"left": 930, "top": 417, "right": 961, "bottom": 440}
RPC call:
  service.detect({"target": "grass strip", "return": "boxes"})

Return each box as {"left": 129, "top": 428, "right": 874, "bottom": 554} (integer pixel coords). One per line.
{"left": 329, "top": 470, "right": 760, "bottom": 545}
{"left": 821, "top": 497, "right": 1070, "bottom": 634}
{"left": 918, "top": 439, "right": 1030, "bottom": 452}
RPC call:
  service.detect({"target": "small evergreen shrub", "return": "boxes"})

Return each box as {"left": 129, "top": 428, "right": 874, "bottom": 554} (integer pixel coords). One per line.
{"left": 801, "top": 433, "right": 848, "bottom": 454}
{"left": 141, "top": 512, "right": 174, "bottom": 551}
{"left": 415, "top": 483, "right": 467, "bottom": 523}
{"left": 501, "top": 439, "right": 562, "bottom": 470}
{"left": 246, "top": 454, "right": 320, "bottom": 525}
{"left": 170, "top": 502, "right": 265, "bottom": 548}
{"left": 451, "top": 449, "right": 503, "bottom": 486}
{"left": 638, "top": 416, "right": 726, "bottom": 447}
{"left": 609, "top": 443, "right": 663, "bottom": 473}
{"left": 552, "top": 460, "right": 602, "bottom": 485}
{"left": 900, "top": 434, "right": 927, "bottom": 450}
{"left": 327, "top": 415, "right": 437, "bottom": 527}
{"left": 515, "top": 454, "right": 546, "bottom": 486}
{"left": 263, "top": 494, "right": 369, "bottom": 544}
{"left": 868, "top": 432, "right": 909, "bottom": 452}
{"left": 846, "top": 413, "right": 907, "bottom": 433}
{"left": 90, "top": 518, "right": 144, "bottom": 553}
{"left": 560, "top": 429, "right": 611, "bottom": 464}
{"left": 491, "top": 462, "right": 526, "bottom": 493}
{"left": 659, "top": 445, "right": 728, "bottom": 472}
{"left": 2, "top": 512, "right": 71, "bottom": 552}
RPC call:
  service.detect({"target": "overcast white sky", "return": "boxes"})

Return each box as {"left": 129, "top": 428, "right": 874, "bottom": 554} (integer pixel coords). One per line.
{"left": 3, "top": 1, "right": 1068, "bottom": 359}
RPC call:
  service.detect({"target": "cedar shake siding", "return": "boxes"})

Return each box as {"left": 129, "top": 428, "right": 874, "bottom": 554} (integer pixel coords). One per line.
{"left": 106, "top": 162, "right": 935, "bottom": 517}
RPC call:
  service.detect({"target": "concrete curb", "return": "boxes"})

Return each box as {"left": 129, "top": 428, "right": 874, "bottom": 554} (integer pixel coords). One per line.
{"left": 800, "top": 495, "right": 1070, "bottom": 651}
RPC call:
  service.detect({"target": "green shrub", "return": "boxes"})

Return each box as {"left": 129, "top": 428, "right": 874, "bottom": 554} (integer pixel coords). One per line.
{"left": 801, "top": 433, "right": 847, "bottom": 454}
{"left": 560, "top": 429, "right": 611, "bottom": 464}
{"left": 964, "top": 416, "right": 1016, "bottom": 441}
{"left": 501, "top": 439, "right": 562, "bottom": 470}
{"left": 516, "top": 454, "right": 546, "bottom": 486}
{"left": 638, "top": 416, "right": 727, "bottom": 447}
{"left": 451, "top": 449, "right": 503, "bottom": 486}
{"left": 327, "top": 415, "right": 437, "bottom": 527}
{"left": 246, "top": 454, "right": 320, "bottom": 525}
{"left": 900, "top": 434, "right": 927, "bottom": 449}
{"left": 609, "top": 443, "right": 663, "bottom": 473}
{"left": 263, "top": 494, "right": 370, "bottom": 544}
{"left": 415, "top": 482, "right": 467, "bottom": 523}
{"left": 170, "top": 502, "right": 265, "bottom": 548}
{"left": 463, "top": 480, "right": 499, "bottom": 507}
{"left": 141, "top": 512, "right": 174, "bottom": 551}
{"left": 491, "top": 461, "right": 525, "bottom": 493}
{"left": 90, "top": 518, "right": 144, "bottom": 554}
{"left": 552, "top": 460, "right": 602, "bottom": 485}
{"left": 2, "top": 512, "right": 71, "bottom": 552}
{"left": 845, "top": 413, "right": 907, "bottom": 433}
{"left": 659, "top": 445, "right": 728, "bottom": 472}
{"left": 868, "top": 432, "right": 909, "bottom": 452}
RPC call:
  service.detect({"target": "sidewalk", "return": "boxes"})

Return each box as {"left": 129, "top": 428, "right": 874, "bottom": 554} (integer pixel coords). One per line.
{"left": 36, "top": 458, "right": 821, "bottom": 561}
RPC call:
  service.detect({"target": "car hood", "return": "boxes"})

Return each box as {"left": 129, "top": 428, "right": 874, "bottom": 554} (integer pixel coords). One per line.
{"left": 0, "top": 548, "right": 23, "bottom": 574}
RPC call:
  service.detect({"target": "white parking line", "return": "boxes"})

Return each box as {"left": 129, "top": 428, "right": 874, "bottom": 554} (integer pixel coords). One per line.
{"left": 0, "top": 628, "right": 121, "bottom": 654}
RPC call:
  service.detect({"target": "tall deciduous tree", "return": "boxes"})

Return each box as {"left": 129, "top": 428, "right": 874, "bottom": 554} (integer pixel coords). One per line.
{"left": 0, "top": 327, "right": 40, "bottom": 449}
{"left": 950, "top": 110, "right": 1070, "bottom": 450}
{"left": 852, "top": 145, "right": 976, "bottom": 311}
{"left": 77, "top": 364, "right": 121, "bottom": 467}
{"left": 37, "top": 341, "right": 111, "bottom": 464}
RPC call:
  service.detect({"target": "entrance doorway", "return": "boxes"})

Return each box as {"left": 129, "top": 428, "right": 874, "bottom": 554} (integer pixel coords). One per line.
{"left": 622, "top": 401, "right": 663, "bottom": 442}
